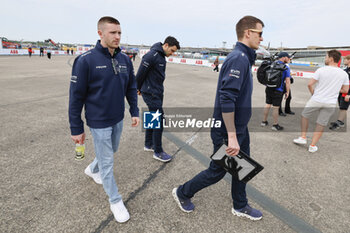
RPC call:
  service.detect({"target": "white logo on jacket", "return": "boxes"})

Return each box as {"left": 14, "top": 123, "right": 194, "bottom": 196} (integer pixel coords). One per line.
{"left": 229, "top": 69, "right": 240, "bottom": 79}
{"left": 70, "top": 76, "right": 78, "bottom": 83}
{"left": 96, "top": 65, "right": 107, "bottom": 69}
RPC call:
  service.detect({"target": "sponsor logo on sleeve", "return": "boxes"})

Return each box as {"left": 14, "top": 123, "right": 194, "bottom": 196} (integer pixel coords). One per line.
{"left": 70, "top": 76, "right": 78, "bottom": 83}
{"left": 229, "top": 69, "right": 240, "bottom": 79}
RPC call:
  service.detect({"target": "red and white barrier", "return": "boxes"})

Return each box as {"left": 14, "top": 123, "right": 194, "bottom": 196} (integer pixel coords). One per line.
{"left": 0, "top": 48, "right": 69, "bottom": 56}
{"left": 166, "top": 57, "right": 315, "bottom": 79}
{"left": 251, "top": 66, "right": 315, "bottom": 79}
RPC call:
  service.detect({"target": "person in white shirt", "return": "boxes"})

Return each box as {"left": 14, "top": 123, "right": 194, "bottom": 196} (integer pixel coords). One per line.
{"left": 293, "top": 50, "right": 349, "bottom": 153}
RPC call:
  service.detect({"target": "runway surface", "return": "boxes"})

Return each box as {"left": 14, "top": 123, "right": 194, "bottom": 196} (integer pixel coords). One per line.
{"left": 0, "top": 55, "right": 349, "bottom": 233}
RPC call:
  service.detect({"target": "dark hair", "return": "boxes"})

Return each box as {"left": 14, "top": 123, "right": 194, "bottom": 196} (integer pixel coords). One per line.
{"left": 98, "top": 16, "right": 120, "bottom": 30}
{"left": 327, "top": 50, "right": 341, "bottom": 63}
{"left": 236, "top": 16, "right": 264, "bottom": 40}
{"left": 164, "top": 36, "right": 180, "bottom": 50}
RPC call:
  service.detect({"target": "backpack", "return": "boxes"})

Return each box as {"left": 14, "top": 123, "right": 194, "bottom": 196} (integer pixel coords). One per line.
{"left": 257, "top": 60, "right": 287, "bottom": 88}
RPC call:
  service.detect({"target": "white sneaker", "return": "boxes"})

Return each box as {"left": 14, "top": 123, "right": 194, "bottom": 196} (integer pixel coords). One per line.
{"left": 84, "top": 166, "right": 102, "bottom": 184}
{"left": 293, "top": 137, "right": 307, "bottom": 145}
{"left": 308, "top": 145, "right": 318, "bottom": 153}
{"left": 143, "top": 146, "right": 154, "bottom": 152}
{"left": 110, "top": 200, "right": 130, "bottom": 223}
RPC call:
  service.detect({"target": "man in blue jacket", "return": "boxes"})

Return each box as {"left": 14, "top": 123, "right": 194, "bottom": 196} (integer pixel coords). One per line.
{"left": 136, "top": 36, "right": 180, "bottom": 162}
{"left": 69, "top": 16, "right": 139, "bottom": 223}
{"left": 172, "top": 16, "right": 264, "bottom": 220}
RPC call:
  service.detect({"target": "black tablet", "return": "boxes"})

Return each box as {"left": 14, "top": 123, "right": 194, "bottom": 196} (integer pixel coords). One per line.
{"left": 210, "top": 145, "right": 264, "bottom": 183}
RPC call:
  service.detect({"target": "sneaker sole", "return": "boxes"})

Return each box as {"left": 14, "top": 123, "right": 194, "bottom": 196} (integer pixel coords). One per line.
{"left": 293, "top": 140, "right": 307, "bottom": 145}
{"left": 114, "top": 215, "right": 130, "bottom": 223}
{"left": 231, "top": 208, "right": 262, "bottom": 221}
{"left": 271, "top": 127, "right": 283, "bottom": 131}
{"left": 172, "top": 188, "right": 193, "bottom": 213}
{"left": 153, "top": 154, "right": 172, "bottom": 162}
{"left": 144, "top": 147, "right": 154, "bottom": 152}
{"left": 110, "top": 207, "right": 130, "bottom": 223}
{"left": 84, "top": 167, "right": 102, "bottom": 184}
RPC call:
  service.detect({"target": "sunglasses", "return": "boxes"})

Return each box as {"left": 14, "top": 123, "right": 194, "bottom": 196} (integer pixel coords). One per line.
{"left": 111, "top": 58, "right": 120, "bottom": 75}
{"left": 248, "top": 29, "right": 263, "bottom": 37}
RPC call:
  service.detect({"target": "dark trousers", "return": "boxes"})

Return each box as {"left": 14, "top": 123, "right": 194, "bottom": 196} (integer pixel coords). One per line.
{"left": 279, "top": 89, "right": 292, "bottom": 113}
{"left": 213, "top": 65, "right": 219, "bottom": 72}
{"left": 47, "top": 53, "right": 51, "bottom": 59}
{"left": 142, "top": 93, "right": 164, "bottom": 153}
{"left": 177, "top": 127, "right": 250, "bottom": 209}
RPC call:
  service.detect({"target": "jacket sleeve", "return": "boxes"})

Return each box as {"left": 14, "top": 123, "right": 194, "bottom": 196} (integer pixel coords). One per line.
{"left": 126, "top": 61, "right": 140, "bottom": 117}
{"left": 219, "top": 58, "right": 246, "bottom": 113}
{"left": 135, "top": 53, "right": 153, "bottom": 90}
{"left": 68, "top": 57, "right": 88, "bottom": 135}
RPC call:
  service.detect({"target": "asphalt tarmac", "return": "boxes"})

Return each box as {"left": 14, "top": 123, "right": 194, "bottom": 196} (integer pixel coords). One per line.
{"left": 0, "top": 55, "right": 349, "bottom": 233}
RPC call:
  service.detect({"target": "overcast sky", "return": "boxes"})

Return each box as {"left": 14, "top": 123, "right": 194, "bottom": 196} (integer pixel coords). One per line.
{"left": 1, "top": 0, "right": 348, "bottom": 48}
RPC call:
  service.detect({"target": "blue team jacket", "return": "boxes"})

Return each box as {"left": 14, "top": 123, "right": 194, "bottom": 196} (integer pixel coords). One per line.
{"left": 212, "top": 42, "right": 256, "bottom": 133}
{"left": 69, "top": 40, "right": 139, "bottom": 135}
{"left": 136, "top": 42, "right": 166, "bottom": 96}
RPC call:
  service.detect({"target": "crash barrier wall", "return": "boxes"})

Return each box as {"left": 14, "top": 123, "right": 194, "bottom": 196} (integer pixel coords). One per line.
{"left": 165, "top": 57, "right": 315, "bottom": 79}
{"left": 0, "top": 45, "right": 94, "bottom": 56}
{"left": 140, "top": 49, "right": 315, "bottom": 78}
{"left": 0, "top": 48, "right": 70, "bottom": 56}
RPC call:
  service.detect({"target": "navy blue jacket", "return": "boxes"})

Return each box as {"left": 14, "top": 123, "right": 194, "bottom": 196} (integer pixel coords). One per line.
{"left": 136, "top": 42, "right": 166, "bottom": 96}
{"left": 212, "top": 42, "right": 256, "bottom": 134}
{"left": 69, "top": 40, "right": 139, "bottom": 135}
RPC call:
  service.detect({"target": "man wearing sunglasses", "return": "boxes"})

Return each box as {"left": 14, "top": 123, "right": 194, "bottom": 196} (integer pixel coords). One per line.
{"left": 172, "top": 16, "right": 264, "bottom": 220}
{"left": 69, "top": 16, "right": 140, "bottom": 223}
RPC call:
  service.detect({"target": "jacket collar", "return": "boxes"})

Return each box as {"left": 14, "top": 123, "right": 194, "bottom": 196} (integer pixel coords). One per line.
{"left": 95, "top": 40, "right": 121, "bottom": 57}
{"left": 234, "top": 42, "right": 256, "bottom": 65}
{"left": 150, "top": 42, "right": 165, "bottom": 57}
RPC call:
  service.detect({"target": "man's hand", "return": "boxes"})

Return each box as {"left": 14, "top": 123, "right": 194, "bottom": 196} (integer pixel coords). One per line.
{"left": 226, "top": 136, "right": 240, "bottom": 157}
{"left": 285, "top": 92, "right": 289, "bottom": 99}
{"left": 137, "top": 90, "right": 141, "bottom": 96}
{"left": 131, "top": 117, "right": 140, "bottom": 127}
{"left": 71, "top": 133, "right": 85, "bottom": 144}
{"left": 345, "top": 95, "right": 350, "bottom": 102}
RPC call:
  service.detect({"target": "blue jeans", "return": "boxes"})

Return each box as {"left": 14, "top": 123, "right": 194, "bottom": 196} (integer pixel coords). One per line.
{"left": 142, "top": 93, "right": 164, "bottom": 153}
{"left": 88, "top": 120, "right": 123, "bottom": 204}
{"left": 177, "top": 127, "right": 250, "bottom": 209}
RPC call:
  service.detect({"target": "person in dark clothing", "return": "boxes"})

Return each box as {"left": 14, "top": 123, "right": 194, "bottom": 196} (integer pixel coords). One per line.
{"left": 67, "top": 48, "right": 70, "bottom": 55}
{"left": 329, "top": 55, "right": 350, "bottom": 130}
{"left": 136, "top": 36, "right": 180, "bottom": 163}
{"left": 172, "top": 16, "right": 264, "bottom": 220}
{"left": 213, "top": 56, "right": 219, "bottom": 72}
{"left": 279, "top": 63, "right": 295, "bottom": 116}
{"left": 47, "top": 49, "right": 51, "bottom": 59}
{"left": 69, "top": 16, "right": 139, "bottom": 223}
{"left": 71, "top": 48, "right": 74, "bottom": 55}
{"left": 40, "top": 47, "right": 44, "bottom": 57}
{"left": 261, "top": 52, "right": 291, "bottom": 130}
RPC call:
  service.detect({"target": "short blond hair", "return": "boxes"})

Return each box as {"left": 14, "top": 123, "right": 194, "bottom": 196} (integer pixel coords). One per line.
{"left": 98, "top": 16, "right": 120, "bottom": 30}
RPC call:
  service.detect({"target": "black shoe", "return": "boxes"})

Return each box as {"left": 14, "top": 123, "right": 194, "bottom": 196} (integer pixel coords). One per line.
{"left": 279, "top": 112, "right": 287, "bottom": 117}
{"left": 261, "top": 121, "right": 268, "bottom": 126}
{"left": 285, "top": 111, "right": 295, "bottom": 115}
{"left": 272, "top": 124, "right": 284, "bottom": 131}
{"left": 329, "top": 122, "right": 339, "bottom": 130}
